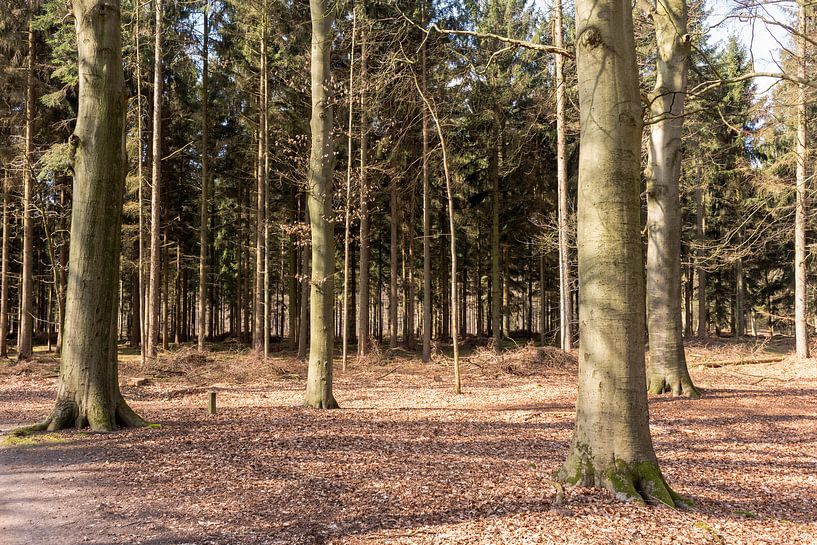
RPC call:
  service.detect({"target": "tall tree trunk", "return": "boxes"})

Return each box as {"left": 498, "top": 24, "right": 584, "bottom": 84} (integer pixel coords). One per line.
{"left": 421, "top": 34, "right": 432, "bottom": 362}
{"left": 795, "top": 0, "right": 809, "bottom": 358}
{"left": 135, "top": 0, "right": 146, "bottom": 363}
{"left": 341, "top": 6, "right": 356, "bottom": 368}
{"left": 20, "top": 0, "right": 145, "bottom": 432}
{"left": 644, "top": 0, "right": 698, "bottom": 397}
{"left": 147, "top": 0, "right": 163, "bottom": 360}
{"left": 554, "top": 0, "right": 572, "bottom": 351}
{"left": 198, "top": 0, "right": 209, "bottom": 352}
{"left": 490, "top": 140, "right": 501, "bottom": 350}
{"left": 558, "top": 0, "right": 678, "bottom": 505}
{"left": 297, "top": 234, "right": 310, "bottom": 360}
{"left": 18, "top": 0, "right": 37, "bottom": 360}
{"left": 390, "top": 178, "right": 399, "bottom": 349}
{"left": 254, "top": 7, "right": 268, "bottom": 351}
{"left": 695, "top": 159, "right": 707, "bottom": 337}
{"left": 0, "top": 168, "right": 9, "bottom": 358}
{"left": 303, "top": 0, "right": 338, "bottom": 408}
{"left": 357, "top": 29, "right": 369, "bottom": 358}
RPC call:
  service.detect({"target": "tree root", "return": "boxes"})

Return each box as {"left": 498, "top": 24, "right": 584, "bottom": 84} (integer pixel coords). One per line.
{"left": 648, "top": 375, "right": 701, "bottom": 399}
{"left": 303, "top": 395, "right": 340, "bottom": 409}
{"left": 559, "top": 457, "right": 689, "bottom": 507}
{"left": 10, "top": 396, "right": 146, "bottom": 436}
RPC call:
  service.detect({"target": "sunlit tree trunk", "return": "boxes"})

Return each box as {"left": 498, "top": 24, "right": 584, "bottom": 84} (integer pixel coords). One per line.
{"left": 422, "top": 33, "right": 432, "bottom": 362}
{"left": 303, "top": 0, "right": 338, "bottom": 408}
{"left": 198, "top": 0, "right": 209, "bottom": 352}
{"left": 558, "top": 0, "right": 679, "bottom": 505}
{"left": 358, "top": 29, "right": 370, "bottom": 357}
{"left": 254, "top": 5, "right": 268, "bottom": 352}
{"left": 18, "top": 0, "right": 37, "bottom": 360}
{"left": 795, "top": 0, "right": 809, "bottom": 358}
{"left": 645, "top": 0, "right": 699, "bottom": 397}
{"left": 554, "top": 0, "right": 572, "bottom": 352}
{"left": 147, "top": 0, "right": 163, "bottom": 360}
{"left": 0, "top": 168, "right": 9, "bottom": 358}
{"left": 18, "top": 0, "right": 145, "bottom": 432}
{"left": 694, "top": 159, "right": 707, "bottom": 337}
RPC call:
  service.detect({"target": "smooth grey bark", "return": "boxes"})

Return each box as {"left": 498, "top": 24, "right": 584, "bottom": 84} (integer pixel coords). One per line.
{"left": 147, "top": 0, "right": 163, "bottom": 360}
{"left": 17, "top": 0, "right": 145, "bottom": 432}
{"left": 554, "top": 0, "right": 572, "bottom": 352}
{"left": 644, "top": 0, "right": 699, "bottom": 397}
{"left": 795, "top": 0, "right": 809, "bottom": 358}
{"left": 303, "top": 0, "right": 338, "bottom": 408}
{"left": 18, "top": 0, "right": 36, "bottom": 360}
{"left": 558, "top": 0, "right": 678, "bottom": 506}
{"left": 198, "top": 0, "right": 209, "bottom": 352}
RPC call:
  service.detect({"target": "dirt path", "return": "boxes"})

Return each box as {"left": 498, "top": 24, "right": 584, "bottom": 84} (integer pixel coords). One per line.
{"left": 1, "top": 348, "right": 816, "bottom": 544}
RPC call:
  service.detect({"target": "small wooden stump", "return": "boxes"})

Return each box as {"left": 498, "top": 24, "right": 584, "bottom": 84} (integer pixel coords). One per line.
{"left": 208, "top": 389, "right": 217, "bottom": 416}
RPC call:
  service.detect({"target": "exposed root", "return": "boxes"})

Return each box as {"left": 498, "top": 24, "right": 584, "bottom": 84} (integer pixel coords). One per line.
{"left": 647, "top": 375, "right": 701, "bottom": 399}
{"left": 303, "top": 395, "right": 340, "bottom": 409}
{"left": 559, "top": 456, "right": 687, "bottom": 507}
{"left": 11, "top": 397, "right": 146, "bottom": 436}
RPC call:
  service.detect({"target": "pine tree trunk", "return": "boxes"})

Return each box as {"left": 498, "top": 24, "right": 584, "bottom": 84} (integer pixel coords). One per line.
{"left": 421, "top": 35, "right": 432, "bottom": 361}
{"left": 198, "top": 1, "right": 209, "bottom": 352}
{"left": 357, "top": 30, "right": 369, "bottom": 357}
{"left": 558, "top": 0, "right": 678, "bottom": 505}
{"left": 554, "top": 0, "right": 572, "bottom": 352}
{"left": 147, "top": 0, "right": 163, "bottom": 360}
{"left": 0, "top": 168, "right": 9, "bottom": 358}
{"left": 21, "top": 0, "right": 145, "bottom": 432}
{"left": 490, "top": 140, "right": 501, "bottom": 350}
{"left": 254, "top": 10, "right": 268, "bottom": 352}
{"left": 18, "top": 1, "right": 37, "bottom": 360}
{"left": 694, "top": 160, "right": 707, "bottom": 337}
{"left": 303, "top": 0, "right": 338, "bottom": 408}
{"left": 795, "top": 0, "right": 809, "bottom": 358}
{"left": 645, "top": 0, "right": 698, "bottom": 397}
{"left": 390, "top": 178, "right": 399, "bottom": 349}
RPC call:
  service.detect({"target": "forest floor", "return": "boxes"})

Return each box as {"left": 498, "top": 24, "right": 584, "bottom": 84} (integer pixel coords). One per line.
{"left": 1, "top": 336, "right": 816, "bottom": 545}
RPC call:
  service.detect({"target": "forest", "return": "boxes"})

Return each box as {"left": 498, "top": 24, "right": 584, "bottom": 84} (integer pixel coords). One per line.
{"left": 0, "top": 0, "right": 816, "bottom": 543}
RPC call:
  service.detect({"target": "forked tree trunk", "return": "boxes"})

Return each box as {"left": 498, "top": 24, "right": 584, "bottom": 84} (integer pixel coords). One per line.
{"left": 558, "top": 0, "right": 679, "bottom": 506}
{"left": 644, "top": 0, "right": 699, "bottom": 397}
{"left": 794, "top": 0, "right": 809, "bottom": 358}
{"left": 19, "top": 0, "right": 145, "bottom": 433}
{"left": 147, "top": 0, "right": 163, "bottom": 360}
{"left": 303, "top": 0, "right": 338, "bottom": 408}
{"left": 18, "top": 0, "right": 37, "bottom": 361}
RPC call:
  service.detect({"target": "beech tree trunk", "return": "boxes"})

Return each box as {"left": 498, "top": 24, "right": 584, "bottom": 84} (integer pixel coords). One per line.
{"left": 558, "top": 0, "right": 678, "bottom": 505}
{"left": 795, "top": 0, "right": 809, "bottom": 358}
{"left": 303, "top": 0, "right": 338, "bottom": 408}
{"left": 645, "top": 0, "right": 699, "bottom": 397}
{"left": 20, "top": 0, "right": 145, "bottom": 432}
{"left": 18, "top": 1, "right": 36, "bottom": 360}
{"left": 147, "top": 0, "right": 163, "bottom": 360}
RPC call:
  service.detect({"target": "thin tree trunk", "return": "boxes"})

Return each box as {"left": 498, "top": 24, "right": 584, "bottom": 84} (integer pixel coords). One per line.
{"left": 645, "top": 0, "right": 698, "bottom": 397}
{"left": 341, "top": 6, "right": 356, "bottom": 369}
{"left": 198, "top": 0, "right": 209, "bottom": 352}
{"left": 554, "top": 0, "right": 572, "bottom": 352}
{"left": 695, "top": 159, "right": 707, "bottom": 337}
{"left": 358, "top": 28, "right": 369, "bottom": 358}
{"left": 490, "top": 137, "right": 501, "bottom": 351}
{"left": 254, "top": 6, "right": 268, "bottom": 351}
{"left": 19, "top": 0, "right": 145, "bottom": 432}
{"left": 303, "top": 0, "right": 338, "bottom": 408}
{"left": 18, "top": 0, "right": 37, "bottom": 360}
{"left": 147, "top": 0, "right": 163, "bottom": 360}
{"left": 390, "top": 178, "right": 399, "bottom": 349}
{"left": 558, "top": 0, "right": 678, "bottom": 505}
{"left": 421, "top": 32, "right": 432, "bottom": 362}
{"left": 795, "top": 0, "right": 809, "bottom": 358}
{"left": 0, "top": 168, "right": 9, "bottom": 358}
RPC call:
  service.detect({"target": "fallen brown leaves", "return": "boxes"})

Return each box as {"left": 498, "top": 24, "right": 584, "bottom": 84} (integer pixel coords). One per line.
{"left": 1, "top": 340, "right": 816, "bottom": 545}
